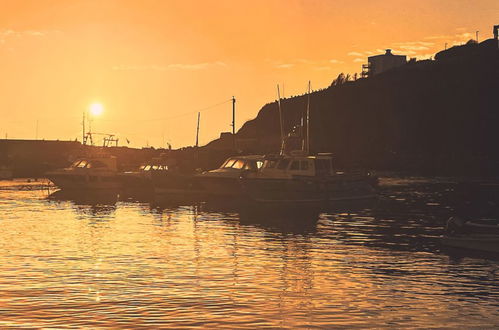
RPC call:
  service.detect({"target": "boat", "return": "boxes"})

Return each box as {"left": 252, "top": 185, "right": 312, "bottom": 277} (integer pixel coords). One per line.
{"left": 241, "top": 152, "right": 377, "bottom": 205}
{"left": 118, "top": 158, "right": 170, "bottom": 197}
{"left": 237, "top": 82, "right": 377, "bottom": 205}
{"left": 46, "top": 155, "right": 121, "bottom": 191}
{"left": 195, "top": 155, "right": 264, "bottom": 199}
{"left": 442, "top": 216, "right": 499, "bottom": 253}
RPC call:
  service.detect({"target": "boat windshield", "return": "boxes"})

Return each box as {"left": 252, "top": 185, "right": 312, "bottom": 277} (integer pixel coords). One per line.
{"left": 243, "top": 160, "right": 263, "bottom": 171}
{"left": 222, "top": 158, "right": 245, "bottom": 169}
{"left": 75, "top": 160, "right": 88, "bottom": 168}
{"left": 222, "top": 159, "right": 237, "bottom": 168}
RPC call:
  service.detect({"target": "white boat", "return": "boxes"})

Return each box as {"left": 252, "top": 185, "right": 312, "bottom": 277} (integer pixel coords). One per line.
{"left": 196, "top": 155, "right": 264, "bottom": 198}
{"left": 46, "top": 155, "right": 121, "bottom": 191}
{"left": 241, "top": 152, "right": 377, "bottom": 205}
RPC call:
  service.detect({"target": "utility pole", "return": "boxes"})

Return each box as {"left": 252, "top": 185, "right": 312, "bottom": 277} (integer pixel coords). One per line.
{"left": 232, "top": 96, "right": 236, "bottom": 150}
{"left": 306, "top": 81, "right": 311, "bottom": 155}
{"left": 277, "top": 85, "right": 285, "bottom": 155}
{"left": 196, "top": 112, "right": 200, "bottom": 147}
{"left": 476, "top": 30, "right": 479, "bottom": 43}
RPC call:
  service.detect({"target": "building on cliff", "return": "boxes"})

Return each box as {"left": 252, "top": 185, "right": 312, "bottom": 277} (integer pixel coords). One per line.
{"left": 362, "top": 49, "right": 407, "bottom": 77}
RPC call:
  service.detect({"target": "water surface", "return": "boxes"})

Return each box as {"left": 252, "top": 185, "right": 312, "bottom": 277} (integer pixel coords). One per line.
{"left": 0, "top": 178, "right": 498, "bottom": 328}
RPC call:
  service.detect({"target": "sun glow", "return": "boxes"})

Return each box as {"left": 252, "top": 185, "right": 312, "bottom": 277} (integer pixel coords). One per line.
{"left": 89, "top": 103, "right": 104, "bottom": 116}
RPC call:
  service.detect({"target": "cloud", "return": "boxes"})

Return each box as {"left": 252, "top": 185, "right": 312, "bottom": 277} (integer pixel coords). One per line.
{"left": 353, "top": 58, "right": 364, "bottom": 63}
{"left": 276, "top": 63, "right": 295, "bottom": 69}
{"left": 0, "top": 29, "right": 60, "bottom": 40}
{"left": 398, "top": 45, "right": 430, "bottom": 51}
{"left": 329, "top": 59, "right": 344, "bottom": 64}
{"left": 347, "top": 51, "right": 364, "bottom": 57}
{"left": 414, "top": 54, "right": 434, "bottom": 60}
{"left": 113, "top": 61, "right": 228, "bottom": 71}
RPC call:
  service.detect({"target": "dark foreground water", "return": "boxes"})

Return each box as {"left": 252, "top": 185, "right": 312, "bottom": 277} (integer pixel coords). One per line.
{"left": 0, "top": 177, "right": 498, "bottom": 328}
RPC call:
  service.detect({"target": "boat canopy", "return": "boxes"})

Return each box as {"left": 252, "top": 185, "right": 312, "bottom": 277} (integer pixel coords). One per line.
{"left": 70, "top": 156, "right": 118, "bottom": 171}
{"left": 261, "top": 154, "right": 334, "bottom": 177}
{"left": 220, "top": 156, "right": 264, "bottom": 171}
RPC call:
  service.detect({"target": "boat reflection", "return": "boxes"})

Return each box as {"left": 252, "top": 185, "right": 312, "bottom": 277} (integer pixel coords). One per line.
{"left": 47, "top": 189, "right": 118, "bottom": 217}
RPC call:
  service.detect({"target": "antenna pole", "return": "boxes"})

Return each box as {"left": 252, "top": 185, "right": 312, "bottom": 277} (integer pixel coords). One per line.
{"left": 196, "top": 112, "right": 200, "bottom": 147}
{"left": 231, "top": 96, "right": 236, "bottom": 150}
{"left": 232, "top": 96, "right": 236, "bottom": 135}
{"left": 277, "top": 85, "right": 285, "bottom": 155}
{"left": 306, "top": 81, "right": 311, "bottom": 155}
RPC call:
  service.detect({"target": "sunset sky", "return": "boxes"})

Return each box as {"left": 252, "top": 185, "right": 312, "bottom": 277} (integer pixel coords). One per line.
{"left": 1, "top": 0, "right": 497, "bottom": 148}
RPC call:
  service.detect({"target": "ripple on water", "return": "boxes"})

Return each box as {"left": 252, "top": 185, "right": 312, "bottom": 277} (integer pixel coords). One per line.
{"left": 0, "top": 179, "right": 498, "bottom": 328}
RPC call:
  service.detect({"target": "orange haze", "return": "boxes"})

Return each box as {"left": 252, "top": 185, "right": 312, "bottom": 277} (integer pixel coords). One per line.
{"left": 0, "top": 0, "right": 497, "bottom": 147}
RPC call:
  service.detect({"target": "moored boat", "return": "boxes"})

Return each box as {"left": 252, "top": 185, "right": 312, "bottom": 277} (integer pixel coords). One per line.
{"left": 241, "top": 152, "right": 377, "bottom": 205}
{"left": 46, "top": 155, "right": 121, "bottom": 191}
{"left": 118, "top": 159, "right": 170, "bottom": 197}
{"left": 195, "top": 155, "right": 264, "bottom": 199}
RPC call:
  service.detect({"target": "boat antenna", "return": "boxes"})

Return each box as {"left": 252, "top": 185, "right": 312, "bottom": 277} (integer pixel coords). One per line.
{"left": 306, "top": 81, "right": 311, "bottom": 155}
{"left": 232, "top": 96, "right": 236, "bottom": 150}
{"left": 196, "top": 112, "right": 200, "bottom": 147}
{"left": 277, "top": 84, "right": 285, "bottom": 155}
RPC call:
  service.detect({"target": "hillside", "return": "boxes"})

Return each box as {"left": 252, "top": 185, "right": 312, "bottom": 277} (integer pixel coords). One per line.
{"left": 218, "top": 39, "right": 499, "bottom": 175}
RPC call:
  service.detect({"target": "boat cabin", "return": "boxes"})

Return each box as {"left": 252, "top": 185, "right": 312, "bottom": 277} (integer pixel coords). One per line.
{"left": 139, "top": 164, "right": 169, "bottom": 171}
{"left": 259, "top": 153, "right": 334, "bottom": 177}
{"left": 70, "top": 156, "right": 118, "bottom": 171}
{"left": 219, "top": 156, "right": 264, "bottom": 171}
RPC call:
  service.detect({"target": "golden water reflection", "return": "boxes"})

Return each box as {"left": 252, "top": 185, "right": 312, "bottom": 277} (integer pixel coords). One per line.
{"left": 0, "top": 179, "right": 498, "bottom": 328}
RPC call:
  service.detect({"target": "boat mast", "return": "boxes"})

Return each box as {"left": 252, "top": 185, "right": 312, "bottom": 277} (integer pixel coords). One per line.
{"left": 306, "top": 81, "right": 311, "bottom": 155}
{"left": 232, "top": 96, "right": 236, "bottom": 150}
{"left": 277, "top": 85, "right": 285, "bottom": 155}
{"left": 196, "top": 112, "right": 200, "bottom": 147}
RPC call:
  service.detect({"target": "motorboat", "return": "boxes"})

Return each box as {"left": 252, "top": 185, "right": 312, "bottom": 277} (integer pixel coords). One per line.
{"left": 241, "top": 151, "right": 377, "bottom": 205}
{"left": 442, "top": 216, "right": 499, "bottom": 253}
{"left": 118, "top": 159, "right": 170, "bottom": 196}
{"left": 195, "top": 155, "right": 264, "bottom": 198}
{"left": 46, "top": 155, "right": 121, "bottom": 191}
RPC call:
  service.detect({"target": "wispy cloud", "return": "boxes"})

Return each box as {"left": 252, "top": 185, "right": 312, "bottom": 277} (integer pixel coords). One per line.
{"left": 113, "top": 61, "right": 228, "bottom": 71}
{"left": 0, "top": 29, "right": 61, "bottom": 42}
{"left": 347, "top": 51, "right": 364, "bottom": 57}
{"left": 276, "top": 63, "right": 295, "bottom": 69}
{"left": 353, "top": 58, "right": 364, "bottom": 63}
{"left": 329, "top": 59, "right": 344, "bottom": 64}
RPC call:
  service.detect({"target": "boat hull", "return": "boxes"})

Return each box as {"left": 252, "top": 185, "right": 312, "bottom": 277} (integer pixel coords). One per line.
{"left": 241, "top": 176, "right": 377, "bottom": 204}
{"left": 47, "top": 173, "right": 121, "bottom": 191}
{"left": 442, "top": 235, "right": 499, "bottom": 253}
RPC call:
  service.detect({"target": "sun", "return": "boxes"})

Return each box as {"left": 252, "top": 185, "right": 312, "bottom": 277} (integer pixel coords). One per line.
{"left": 89, "top": 103, "right": 104, "bottom": 116}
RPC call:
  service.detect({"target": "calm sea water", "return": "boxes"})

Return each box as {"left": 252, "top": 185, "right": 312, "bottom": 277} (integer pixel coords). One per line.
{"left": 0, "top": 177, "right": 498, "bottom": 328}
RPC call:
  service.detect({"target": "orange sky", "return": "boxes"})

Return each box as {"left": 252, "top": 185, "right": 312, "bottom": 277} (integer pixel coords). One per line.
{"left": 1, "top": 0, "right": 497, "bottom": 148}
